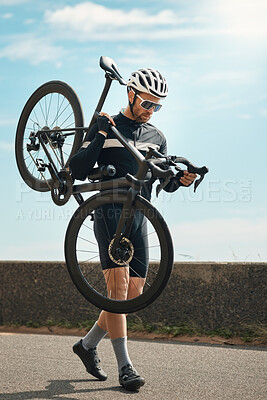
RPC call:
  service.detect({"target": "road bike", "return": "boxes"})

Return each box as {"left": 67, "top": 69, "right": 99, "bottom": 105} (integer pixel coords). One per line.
{"left": 15, "top": 56, "right": 208, "bottom": 313}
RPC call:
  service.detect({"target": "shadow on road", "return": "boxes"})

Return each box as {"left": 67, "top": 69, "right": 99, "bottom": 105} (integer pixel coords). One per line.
{"left": 0, "top": 378, "right": 137, "bottom": 399}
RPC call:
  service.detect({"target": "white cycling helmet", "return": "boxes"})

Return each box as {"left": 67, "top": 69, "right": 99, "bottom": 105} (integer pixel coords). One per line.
{"left": 127, "top": 68, "right": 168, "bottom": 99}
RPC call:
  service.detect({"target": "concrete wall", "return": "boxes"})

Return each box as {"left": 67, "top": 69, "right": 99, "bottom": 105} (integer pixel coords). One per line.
{"left": 0, "top": 261, "right": 266, "bottom": 330}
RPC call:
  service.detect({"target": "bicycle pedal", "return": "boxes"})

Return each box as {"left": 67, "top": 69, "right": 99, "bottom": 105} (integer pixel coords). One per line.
{"left": 36, "top": 158, "right": 46, "bottom": 172}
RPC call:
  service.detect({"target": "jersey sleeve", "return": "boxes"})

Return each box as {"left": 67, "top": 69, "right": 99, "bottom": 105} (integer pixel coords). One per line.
{"left": 69, "top": 123, "right": 106, "bottom": 181}
{"left": 159, "top": 136, "right": 167, "bottom": 156}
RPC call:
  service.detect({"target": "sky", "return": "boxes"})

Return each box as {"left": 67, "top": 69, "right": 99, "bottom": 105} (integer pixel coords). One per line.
{"left": 0, "top": 0, "right": 266, "bottom": 262}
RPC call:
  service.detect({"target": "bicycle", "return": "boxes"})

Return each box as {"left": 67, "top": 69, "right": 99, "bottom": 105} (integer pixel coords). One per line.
{"left": 15, "top": 56, "right": 209, "bottom": 314}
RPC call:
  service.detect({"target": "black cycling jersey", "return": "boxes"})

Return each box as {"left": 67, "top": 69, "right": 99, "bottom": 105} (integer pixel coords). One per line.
{"left": 70, "top": 110, "right": 181, "bottom": 199}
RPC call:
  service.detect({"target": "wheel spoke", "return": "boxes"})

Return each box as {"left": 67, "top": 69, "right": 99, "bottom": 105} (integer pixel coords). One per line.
{"left": 78, "top": 236, "right": 98, "bottom": 246}
{"left": 47, "top": 93, "right": 53, "bottom": 123}
{"left": 60, "top": 111, "right": 74, "bottom": 127}
{"left": 51, "top": 94, "right": 66, "bottom": 127}
{"left": 77, "top": 249, "right": 99, "bottom": 254}
{"left": 38, "top": 98, "right": 46, "bottom": 123}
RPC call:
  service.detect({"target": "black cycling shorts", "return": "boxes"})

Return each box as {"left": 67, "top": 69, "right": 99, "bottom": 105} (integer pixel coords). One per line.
{"left": 93, "top": 203, "right": 148, "bottom": 278}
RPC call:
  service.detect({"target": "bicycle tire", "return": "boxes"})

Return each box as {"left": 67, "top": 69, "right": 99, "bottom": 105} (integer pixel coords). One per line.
{"left": 64, "top": 191, "right": 173, "bottom": 313}
{"left": 15, "top": 81, "right": 84, "bottom": 192}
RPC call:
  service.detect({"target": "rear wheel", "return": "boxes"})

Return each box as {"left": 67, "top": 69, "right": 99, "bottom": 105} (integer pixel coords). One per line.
{"left": 65, "top": 191, "right": 173, "bottom": 313}
{"left": 15, "top": 81, "right": 84, "bottom": 192}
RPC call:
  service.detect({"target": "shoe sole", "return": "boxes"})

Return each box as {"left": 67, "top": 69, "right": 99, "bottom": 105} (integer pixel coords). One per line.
{"left": 120, "top": 379, "right": 145, "bottom": 391}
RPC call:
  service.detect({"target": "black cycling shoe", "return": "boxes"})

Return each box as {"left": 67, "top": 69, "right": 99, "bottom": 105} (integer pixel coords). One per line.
{"left": 73, "top": 339, "right": 107, "bottom": 381}
{"left": 119, "top": 364, "right": 145, "bottom": 391}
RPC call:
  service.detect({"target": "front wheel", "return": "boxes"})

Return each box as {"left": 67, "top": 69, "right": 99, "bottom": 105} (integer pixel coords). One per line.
{"left": 64, "top": 191, "right": 174, "bottom": 313}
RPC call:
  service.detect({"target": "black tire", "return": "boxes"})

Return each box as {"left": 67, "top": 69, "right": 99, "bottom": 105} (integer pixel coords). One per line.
{"left": 15, "top": 81, "right": 84, "bottom": 192}
{"left": 65, "top": 191, "right": 173, "bottom": 313}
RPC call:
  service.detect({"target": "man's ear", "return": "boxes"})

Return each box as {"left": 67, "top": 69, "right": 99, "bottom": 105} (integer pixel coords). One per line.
{"left": 128, "top": 89, "right": 134, "bottom": 104}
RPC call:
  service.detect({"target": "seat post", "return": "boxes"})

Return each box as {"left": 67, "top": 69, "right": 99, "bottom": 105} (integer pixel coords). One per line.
{"left": 86, "top": 74, "right": 113, "bottom": 136}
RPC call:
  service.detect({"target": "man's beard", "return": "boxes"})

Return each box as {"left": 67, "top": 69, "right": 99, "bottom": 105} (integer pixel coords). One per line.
{"left": 135, "top": 112, "right": 151, "bottom": 123}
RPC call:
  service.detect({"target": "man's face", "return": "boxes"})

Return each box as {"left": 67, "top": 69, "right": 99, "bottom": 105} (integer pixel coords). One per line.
{"left": 129, "top": 91, "right": 161, "bottom": 123}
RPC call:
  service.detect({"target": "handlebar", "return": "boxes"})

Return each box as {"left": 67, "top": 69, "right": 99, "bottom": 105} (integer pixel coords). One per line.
{"left": 173, "top": 156, "right": 208, "bottom": 175}
{"left": 126, "top": 155, "right": 209, "bottom": 195}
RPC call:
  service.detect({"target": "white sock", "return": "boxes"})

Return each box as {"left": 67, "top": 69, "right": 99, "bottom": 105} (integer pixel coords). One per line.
{"left": 82, "top": 322, "right": 107, "bottom": 350}
{"left": 111, "top": 336, "right": 132, "bottom": 372}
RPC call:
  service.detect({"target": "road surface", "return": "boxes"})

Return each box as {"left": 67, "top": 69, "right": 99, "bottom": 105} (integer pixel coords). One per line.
{"left": 0, "top": 333, "right": 266, "bottom": 399}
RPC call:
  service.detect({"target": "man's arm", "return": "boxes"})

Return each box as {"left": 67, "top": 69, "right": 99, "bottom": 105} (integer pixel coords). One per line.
{"left": 70, "top": 114, "right": 114, "bottom": 181}
{"left": 159, "top": 137, "right": 196, "bottom": 192}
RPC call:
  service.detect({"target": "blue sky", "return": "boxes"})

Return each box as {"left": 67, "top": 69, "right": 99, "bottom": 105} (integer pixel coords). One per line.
{"left": 0, "top": 0, "right": 266, "bottom": 261}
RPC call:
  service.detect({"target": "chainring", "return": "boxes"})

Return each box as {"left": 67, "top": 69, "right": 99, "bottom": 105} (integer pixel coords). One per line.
{"left": 51, "top": 170, "right": 73, "bottom": 206}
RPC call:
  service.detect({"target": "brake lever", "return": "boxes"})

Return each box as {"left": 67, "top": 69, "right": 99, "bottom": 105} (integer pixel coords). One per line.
{"left": 173, "top": 157, "right": 209, "bottom": 192}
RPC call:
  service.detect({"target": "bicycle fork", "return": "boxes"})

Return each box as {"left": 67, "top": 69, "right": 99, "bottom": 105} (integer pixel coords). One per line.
{"left": 111, "top": 187, "right": 139, "bottom": 256}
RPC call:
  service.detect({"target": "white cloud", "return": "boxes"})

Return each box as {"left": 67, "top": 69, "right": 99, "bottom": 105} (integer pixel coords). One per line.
{"left": 170, "top": 217, "right": 267, "bottom": 261}
{"left": 24, "top": 18, "right": 35, "bottom": 25}
{"left": 44, "top": 2, "right": 186, "bottom": 42}
{"left": 0, "top": 34, "right": 65, "bottom": 65}
{"left": 2, "top": 13, "right": 13, "bottom": 19}
{"left": 43, "top": 1, "right": 267, "bottom": 42}
{"left": 45, "top": 2, "right": 179, "bottom": 30}
{"left": 0, "top": 141, "right": 14, "bottom": 151}
{"left": 214, "top": 0, "right": 267, "bottom": 38}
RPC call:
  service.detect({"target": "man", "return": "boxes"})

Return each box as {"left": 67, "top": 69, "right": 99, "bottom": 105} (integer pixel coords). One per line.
{"left": 70, "top": 68, "right": 196, "bottom": 391}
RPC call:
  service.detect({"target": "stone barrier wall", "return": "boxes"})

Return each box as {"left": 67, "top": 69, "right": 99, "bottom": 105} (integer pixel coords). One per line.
{"left": 0, "top": 261, "right": 266, "bottom": 330}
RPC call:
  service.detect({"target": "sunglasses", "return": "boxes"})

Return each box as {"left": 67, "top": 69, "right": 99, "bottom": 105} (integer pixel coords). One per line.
{"left": 134, "top": 92, "right": 162, "bottom": 112}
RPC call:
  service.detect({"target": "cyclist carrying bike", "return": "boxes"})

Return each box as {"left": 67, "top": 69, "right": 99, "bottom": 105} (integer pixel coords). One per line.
{"left": 70, "top": 67, "right": 196, "bottom": 391}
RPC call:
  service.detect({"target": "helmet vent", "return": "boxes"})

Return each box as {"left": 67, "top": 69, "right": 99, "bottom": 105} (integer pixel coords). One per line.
{"left": 139, "top": 76, "right": 147, "bottom": 90}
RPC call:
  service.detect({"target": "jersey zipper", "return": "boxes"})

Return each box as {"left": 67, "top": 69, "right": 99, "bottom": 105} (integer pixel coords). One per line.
{"left": 133, "top": 132, "right": 137, "bottom": 147}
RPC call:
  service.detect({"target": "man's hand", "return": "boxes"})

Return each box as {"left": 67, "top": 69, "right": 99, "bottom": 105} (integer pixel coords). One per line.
{"left": 97, "top": 112, "right": 116, "bottom": 137}
{"left": 179, "top": 170, "right": 197, "bottom": 187}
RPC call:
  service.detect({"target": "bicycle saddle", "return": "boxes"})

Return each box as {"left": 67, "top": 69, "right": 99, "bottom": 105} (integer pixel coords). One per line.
{"left": 99, "top": 56, "right": 126, "bottom": 85}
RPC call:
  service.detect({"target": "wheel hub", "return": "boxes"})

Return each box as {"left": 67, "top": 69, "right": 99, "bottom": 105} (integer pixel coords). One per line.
{"left": 51, "top": 126, "right": 65, "bottom": 148}
{"left": 108, "top": 236, "right": 134, "bottom": 266}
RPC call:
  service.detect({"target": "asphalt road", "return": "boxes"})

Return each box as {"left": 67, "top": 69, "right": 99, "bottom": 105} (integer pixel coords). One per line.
{"left": 0, "top": 333, "right": 266, "bottom": 400}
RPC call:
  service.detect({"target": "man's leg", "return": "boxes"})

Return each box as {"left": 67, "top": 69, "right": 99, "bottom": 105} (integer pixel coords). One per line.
{"left": 99, "top": 267, "right": 145, "bottom": 391}
{"left": 73, "top": 313, "right": 108, "bottom": 380}
{"left": 101, "top": 267, "right": 132, "bottom": 369}
{"left": 72, "top": 267, "right": 128, "bottom": 381}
